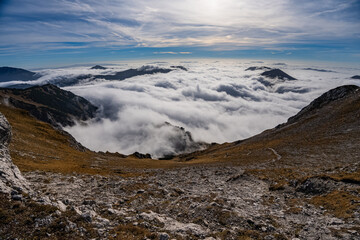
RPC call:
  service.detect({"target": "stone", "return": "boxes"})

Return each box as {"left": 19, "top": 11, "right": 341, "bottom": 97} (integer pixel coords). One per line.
{"left": 83, "top": 199, "right": 96, "bottom": 205}
{"left": 108, "top": 208, "right": 116, "bottom": 214}
{"left": 159, "top": 232, "right": 170, "bottom": 240}
{"left": 81, "top": 210, "right": 97, "bottom": 222}
{"left": 0, "top": 113, "right": 30, "bottom": 194}
{"left": 11, "top": 194, "right": 22, "bottom": 201}
{"left": 57, "top": 200, "right": 67, "bottom": 212}
{"left": 137, "top": 189, "right": 145, "bottom": 194}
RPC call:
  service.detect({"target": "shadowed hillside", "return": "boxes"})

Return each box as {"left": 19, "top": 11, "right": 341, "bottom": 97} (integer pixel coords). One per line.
{"left": 0, "top": 84, "right": 98, "bottom": 128}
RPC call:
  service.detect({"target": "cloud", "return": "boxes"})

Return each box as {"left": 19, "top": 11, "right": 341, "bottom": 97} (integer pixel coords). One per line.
{"left": 0, "top": 0, "right": 359, "bottom": 55}
{"left": 2, "top": 59, "right": 358, "bottom": 158}
{"left": 24, "top": 59, "right": 354, "bottom": 158}
{"left": 153, "top": 51, "right": 192, "bottom": 54}
{"left": 153, "top": 52, "right": 178, "bottom": 54}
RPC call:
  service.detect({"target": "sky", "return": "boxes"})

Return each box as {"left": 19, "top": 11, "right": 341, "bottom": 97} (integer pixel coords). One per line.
{"left": 0, "top": 0, "right": 360, "bottom": 68}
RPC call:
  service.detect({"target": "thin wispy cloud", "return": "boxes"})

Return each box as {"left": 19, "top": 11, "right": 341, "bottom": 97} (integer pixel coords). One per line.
{"left": 154, "top": 52, "right": 192, "bottom": 55}
{"left": 0, "top": 0, "right": 359, "bottom": 65}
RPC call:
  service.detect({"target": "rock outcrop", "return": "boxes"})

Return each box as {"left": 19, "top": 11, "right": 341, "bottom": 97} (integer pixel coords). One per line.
{"left": 0, "top": 84, "right": 98, "bottom": 128}
{"left": 287, "top": 85, "right": 359, "bottom": 124}
{"left": 0, "top": 112, "right": 30, "bottom": 194}
{"left": 158, "top": 122, "right": 208, "bottom": 159}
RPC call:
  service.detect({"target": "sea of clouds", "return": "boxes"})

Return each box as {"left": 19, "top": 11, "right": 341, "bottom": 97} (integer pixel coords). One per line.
{"left": 3, "top": 59, "right": 359, "bottom": 158}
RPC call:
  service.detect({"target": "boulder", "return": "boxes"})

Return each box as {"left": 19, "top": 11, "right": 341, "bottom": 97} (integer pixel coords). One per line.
{"left": 0, "top": 112, "right": 30, "bottom": 194}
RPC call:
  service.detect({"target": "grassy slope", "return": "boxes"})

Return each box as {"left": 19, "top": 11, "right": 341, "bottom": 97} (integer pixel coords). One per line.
{"left": 174, "top": 89, "right": 360, "bottom": 183}
{"left": 0, "top": 89, "right": 359, "bottom": 234}
{"left": 0, "top": 104, "right": 198, "bottom": 176}
{"left": 1, "top": 87, "right": 359, "bottom": 180}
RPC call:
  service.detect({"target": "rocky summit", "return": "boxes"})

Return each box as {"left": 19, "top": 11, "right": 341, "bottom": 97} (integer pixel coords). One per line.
{"left": 91, "top": 65, "right": 107, "bottom": 70}
{"left": 0, "top": 85, "right": 359, "bottom": 239}
{"left": 260, "top": 69, "right": 296, "bottom": 80}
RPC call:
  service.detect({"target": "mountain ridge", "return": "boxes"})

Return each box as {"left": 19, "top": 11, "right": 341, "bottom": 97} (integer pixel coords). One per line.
{"left": 0, "top": 84, "right": 359, "bottom": 239}
{"left": 0, "top": 66, "right": 40, "bottom": 82}
{"left": 0, "top": 84, "right": 98, "bottom": 128}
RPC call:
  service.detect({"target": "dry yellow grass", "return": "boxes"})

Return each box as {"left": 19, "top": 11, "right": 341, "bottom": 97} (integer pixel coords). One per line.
{"left": 0, "top": 104, "right": 191, "bottom": 175}
{"left": 1, "top": 86, "right": 359, "bottom": 182}
{"left": 309, "top": 190, "right": 360, "bottom": 218}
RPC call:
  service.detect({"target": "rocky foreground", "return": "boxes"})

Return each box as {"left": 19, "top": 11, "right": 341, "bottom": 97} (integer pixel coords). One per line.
{"left": 17, "top": 165, "right": 358, "bottom": 240}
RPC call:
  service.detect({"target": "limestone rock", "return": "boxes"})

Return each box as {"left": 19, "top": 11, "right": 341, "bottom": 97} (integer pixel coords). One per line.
{"left": 0, "top": 112, "right": 30, "bottom": 194}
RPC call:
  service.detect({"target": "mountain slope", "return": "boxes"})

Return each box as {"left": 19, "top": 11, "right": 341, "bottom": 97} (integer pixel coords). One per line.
{"left": 261, "top": 69, "right": 296, "bottom": 80}
{"left": 0, "top": 84, "right": 98, "bottom": 127}
{"left": 1, "top": 85, "right": 359, "bottom": 239}
{"left": 0, "top": 67, "right": 40, "bottom": 82}
{"left": 45, "top": 65, "right": 182, "bottom": 87}
{"left": 94, "top": 65, "right": 173, "bottom": 81}
{"left": 177, "top": 85, "right": 360, "bottom": 171}
{"left": 0, "top": 104, "right": 189, "bottom": 176}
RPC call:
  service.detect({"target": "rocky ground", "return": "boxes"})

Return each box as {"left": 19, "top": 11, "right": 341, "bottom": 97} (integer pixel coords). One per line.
{"left": 12, "top": 166, "right": 357, "bottom": 240}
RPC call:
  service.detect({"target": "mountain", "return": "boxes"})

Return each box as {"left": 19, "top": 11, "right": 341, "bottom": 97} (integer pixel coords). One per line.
{"left": 286, "top": 85, "right": 359, "bottom": 124}
{"left": 22, "top": 65, "right": 186, "bottom": 87}
{"left": 0, "top": 112, "right": 30, "bottom": 194}
{"left": 0, "top": 84, "right": 98, "bottom": 128}
{"left": 0, "top": 66, "right": 40, "bottom": 82}
{"left": 260, "top": 69, "right": 296, "bottom": 80}
{"left": 303, "top": 68, "right": 335, "bottom": 73}
{"left": 157, "top": 122, "right": 208, "bottom": 159}
{"left": 0, "top": 84, "right": 359, "bottom": 239}
{"left": 170, "top": 65, "right": 188, "bottom": 71}
{"left": 125, "top": 122, "right": 208, "bottom": 160}
{"left": 178, "top": 85, "right": 359, "bottom": 169}
{"left": 245, "top": 66, "right": 271, "bottom": 71}
{"left": 90, "top": 65, "right": 107, "bottom": 70}
{"left": 94, "top": 65, "right": 174, "bottom": 81}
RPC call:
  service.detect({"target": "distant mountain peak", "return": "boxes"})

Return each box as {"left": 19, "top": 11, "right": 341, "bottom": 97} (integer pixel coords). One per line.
{"left": 245, "top": 66, "right": 271, "bottom": 71}
{"left": 261, "top": 69, "right": 296, "bottom": 80}
{"left": 91, "top": 65, "right": 107, "bottom": 70}
{"left": 0, "top": 66, "right": 40, "bottom": 82}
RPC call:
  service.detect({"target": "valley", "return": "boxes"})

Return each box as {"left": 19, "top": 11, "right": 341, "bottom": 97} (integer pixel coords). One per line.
{"left": 0, "top": 80, "right": 359, "bottom": 239}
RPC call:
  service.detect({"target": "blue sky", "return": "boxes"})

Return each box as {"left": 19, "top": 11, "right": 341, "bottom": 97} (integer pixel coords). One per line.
{"left": 0, "top": 0, "right": 359, "bottom": 68}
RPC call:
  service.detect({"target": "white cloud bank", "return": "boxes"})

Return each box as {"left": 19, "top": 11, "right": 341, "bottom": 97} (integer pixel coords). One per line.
{"left": 1, "top": 60, "right": 354, "bottom": 157}
{"left": 26, "top": 59, "right": 356, "bottom": 158}
{"left": 1, "top": 59, "right": 358, "bottom": 158}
